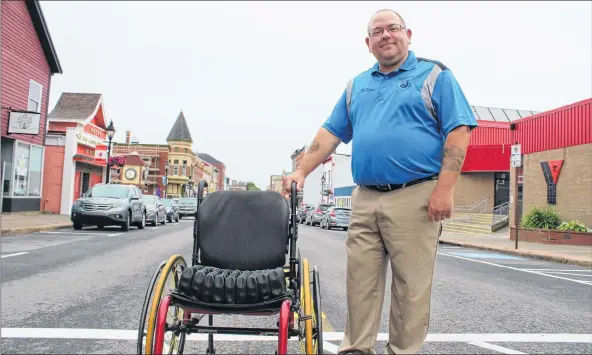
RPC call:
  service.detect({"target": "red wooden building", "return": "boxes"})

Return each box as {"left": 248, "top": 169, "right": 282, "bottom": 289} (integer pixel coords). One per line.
{"left": 42, "top": 93, "right": 110, "bottom": 215}
{"left": 1, "top": 0, "right": 63, "bottom": 212}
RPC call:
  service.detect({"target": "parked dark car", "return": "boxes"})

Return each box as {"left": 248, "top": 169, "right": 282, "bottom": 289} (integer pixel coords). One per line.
{"left": 305, "top": 203, "right": 334, "bottom": 226}
{"left": 162, "top": 198, "right": 179, "bottom": 223}
{"left": 320, "top": 206, "right": 351, "bottom": 230}
{"left": 142, "top": 195, "right": 167, "bottom": 226}
{"left": 71, "top": 184, "right": 146, "bottom": 231}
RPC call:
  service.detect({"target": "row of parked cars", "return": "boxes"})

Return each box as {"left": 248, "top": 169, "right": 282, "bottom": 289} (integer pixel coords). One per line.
{"left": 70, "top": 183, "right": 199, "bottom": 231}
{"left": 296, "top": 203, "right": 351, "bottom": 230}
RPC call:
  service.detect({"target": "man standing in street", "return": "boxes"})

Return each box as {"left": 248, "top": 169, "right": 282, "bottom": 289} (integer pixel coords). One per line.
{"left": 284, "top": 9, "right": 478, "bottom": 355}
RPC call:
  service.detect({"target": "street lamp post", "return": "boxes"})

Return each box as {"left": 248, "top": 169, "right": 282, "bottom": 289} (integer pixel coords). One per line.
{"left": 105, "top": 121, "right": 116, "bottom": 184}
{"left": 321, "top": 173, "right": 326, "bottom": 203}
{"left": 164, "top": 160, "right": 169, "bottom": 199}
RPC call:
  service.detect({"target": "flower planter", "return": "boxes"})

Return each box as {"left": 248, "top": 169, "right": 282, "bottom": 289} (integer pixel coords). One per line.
{"left": 510, "top": 227, "right": 592, "bottom": 246}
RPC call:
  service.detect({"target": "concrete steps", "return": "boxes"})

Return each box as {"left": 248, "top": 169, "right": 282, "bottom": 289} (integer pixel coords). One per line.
{"left": 442, "top": 213, "right": 509, "bottom": 235}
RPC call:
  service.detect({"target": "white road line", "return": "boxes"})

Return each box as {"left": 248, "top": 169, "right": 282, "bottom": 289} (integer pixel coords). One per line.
{"left": 322, "top": 341, "right": 340, "bottom": 354}
{"left": 107, "top": 233, "right": 123, "bottom": 237}
{"left": 523, "top": 269, "right": 592, "bottom": 272}
{"left": 1, "top": 252, "right": 29, "bottom": 259}
{"left": 543, "top": 271, "right": 592, "bottom": 277}
{"left": 468, "top": 341, "right": 526, "bottom": 354}
{"left": 1, "top": 328, "right": 591, "bottom": 343}
{"left": 438, "top": 252, "right": 592, "bottom": 286}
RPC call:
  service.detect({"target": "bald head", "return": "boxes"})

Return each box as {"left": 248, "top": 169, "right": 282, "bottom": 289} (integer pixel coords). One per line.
{"left": 367, "top": 9, "right": 406, "bottom": 33}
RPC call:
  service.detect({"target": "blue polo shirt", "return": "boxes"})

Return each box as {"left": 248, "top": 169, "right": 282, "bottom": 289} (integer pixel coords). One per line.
{"left": 322, "top": 50, "right": 478, "bottom": 185}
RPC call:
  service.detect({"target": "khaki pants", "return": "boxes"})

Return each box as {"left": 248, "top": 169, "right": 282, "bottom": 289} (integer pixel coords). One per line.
{"left": 338, "top": 180, "right": 442, "bottom": 354}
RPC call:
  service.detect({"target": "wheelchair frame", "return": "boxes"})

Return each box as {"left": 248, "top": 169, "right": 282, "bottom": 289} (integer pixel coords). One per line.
{"left": 137, "top": 180, "right": 323, "bottom": 355}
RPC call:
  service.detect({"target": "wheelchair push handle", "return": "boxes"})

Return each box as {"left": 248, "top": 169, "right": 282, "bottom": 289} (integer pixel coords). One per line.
{"left": 197, "top": 179, "right": 209, "bottom": 201}
{"left": 290, "top": 181, "right": 298, "bottom": 209}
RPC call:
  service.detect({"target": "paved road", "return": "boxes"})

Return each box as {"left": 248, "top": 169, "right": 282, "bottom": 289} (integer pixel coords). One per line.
{"left": 2, "top": 220, "right": 591, "bottom": 354}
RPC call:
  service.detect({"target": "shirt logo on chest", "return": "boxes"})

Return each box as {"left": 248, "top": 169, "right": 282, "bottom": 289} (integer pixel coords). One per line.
{"left": 398, "top": 79, "right": 411, "bottom": 89}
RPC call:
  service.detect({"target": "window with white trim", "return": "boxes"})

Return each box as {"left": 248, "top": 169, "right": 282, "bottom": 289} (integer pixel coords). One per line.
{"left": 27, "top": 80, "right": 43, "bottom": 113}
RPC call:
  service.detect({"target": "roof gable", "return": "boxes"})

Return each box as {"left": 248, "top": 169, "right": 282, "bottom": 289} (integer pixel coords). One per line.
{"left": 197, "top": 153, "right": 224, "bottom": 166}
{"left": 166, "top": 111, "right": 193, "bottom": 142}
{"left": 48, "top": 93, "right": 103, "bottom": 122}
{"left": 25, "top": 0, "right": 62, "bottom": 74}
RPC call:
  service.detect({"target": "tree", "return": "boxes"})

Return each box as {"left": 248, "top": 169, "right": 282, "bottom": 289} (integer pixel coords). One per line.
{"left": 246, "top": 182, "right": 260, "bottom": 191}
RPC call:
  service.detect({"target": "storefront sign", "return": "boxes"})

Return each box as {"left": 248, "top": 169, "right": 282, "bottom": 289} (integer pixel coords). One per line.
{"left": 540, "top": 160, "right": 564, "bottom": 204}
{"left": 76, "top": 131, "right": 104, "bottom": 148}
{"left": 7, "top": 110, "right": 41, "bottom": 134}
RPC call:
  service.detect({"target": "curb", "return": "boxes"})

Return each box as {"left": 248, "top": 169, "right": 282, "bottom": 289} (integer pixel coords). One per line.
{"left": 439, "top": 240, "right": 592, "bottom": 267}
{"left": 1, "top": 223, "right": 73, "bottom": 237}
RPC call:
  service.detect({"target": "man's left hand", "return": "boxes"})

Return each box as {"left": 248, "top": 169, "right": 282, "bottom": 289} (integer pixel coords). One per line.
{"left": 428, "top": 187, "right": 454, "bottom": 222}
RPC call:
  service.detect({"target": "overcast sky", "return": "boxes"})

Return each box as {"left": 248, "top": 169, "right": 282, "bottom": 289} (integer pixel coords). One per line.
{"left": 40, "top": 1, "right": 591, "bottom": 190}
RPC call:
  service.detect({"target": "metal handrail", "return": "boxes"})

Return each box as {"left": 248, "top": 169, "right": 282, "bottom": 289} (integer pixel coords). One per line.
{"left": 492, "top": 201, "right": 510, "bottom": 224}
{"left": 447, "top": 197, "right": 490, "bottom": 224}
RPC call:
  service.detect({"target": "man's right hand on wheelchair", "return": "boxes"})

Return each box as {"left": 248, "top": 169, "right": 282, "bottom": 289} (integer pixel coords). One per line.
{"left": 283, "top": 171, "right": 305, "bottom": 197}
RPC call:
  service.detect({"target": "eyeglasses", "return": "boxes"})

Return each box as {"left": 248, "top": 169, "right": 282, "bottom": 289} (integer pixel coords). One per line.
{"left": 369, "top": 23, "right": 406, "bottom": 37}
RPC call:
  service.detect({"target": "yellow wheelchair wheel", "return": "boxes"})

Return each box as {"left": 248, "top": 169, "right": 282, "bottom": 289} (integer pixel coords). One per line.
{"left": 143, "top": 254, "right": 187, "bottom": 355}
{"left": 299, "top": 258, "right": 323, "bottom": 354}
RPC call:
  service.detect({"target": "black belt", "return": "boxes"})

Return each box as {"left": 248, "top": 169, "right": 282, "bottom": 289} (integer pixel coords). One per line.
{"left": 362, "top": 174, "right": 438, "bottom": 192}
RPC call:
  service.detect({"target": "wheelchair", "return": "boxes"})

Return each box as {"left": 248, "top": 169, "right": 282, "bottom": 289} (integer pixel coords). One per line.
{"left": 137, "top": 180, "right": 323, "bottom": 354}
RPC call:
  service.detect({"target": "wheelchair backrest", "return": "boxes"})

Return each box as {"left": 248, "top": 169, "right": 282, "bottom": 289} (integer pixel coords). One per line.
{"left": 196, "top": 189, "right": 290, "bottom": 271}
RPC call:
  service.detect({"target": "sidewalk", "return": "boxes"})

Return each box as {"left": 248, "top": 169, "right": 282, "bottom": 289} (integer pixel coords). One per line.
{"left": 440, "top": 227, "right": 592, "bottom": 267}
{"left": 1, "top": 212, "right": 72, "bottom": 236}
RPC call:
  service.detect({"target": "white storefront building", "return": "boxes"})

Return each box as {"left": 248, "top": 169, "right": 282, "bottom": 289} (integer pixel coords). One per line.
{"left": 301, "top": 152, "right": 355, "bottom": 208}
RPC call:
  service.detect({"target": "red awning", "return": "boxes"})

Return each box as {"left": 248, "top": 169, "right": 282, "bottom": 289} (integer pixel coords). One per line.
{"left": 73, "top": 154, "right": 106, "bottom": 168}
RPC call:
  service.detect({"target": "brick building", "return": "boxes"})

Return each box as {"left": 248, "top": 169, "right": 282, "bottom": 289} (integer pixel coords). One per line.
{"left": 1, "top": 0, "right": 63, "bottom": 212}
{"left": 111, "top": 134, "right": 169, "bottom": 197}
{"left": 197, "top": 153, "right": 226, "bottom": 192}
{"left": 507, "top": 98, "right": 592, "bottom": 228}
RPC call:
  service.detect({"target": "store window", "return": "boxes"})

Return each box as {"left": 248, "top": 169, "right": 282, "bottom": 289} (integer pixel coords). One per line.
{"left": 28, "top": 80, "right": 43, "bottom": 113}
{"left": 11, "top": 141, "right": 44, "bottom": 197}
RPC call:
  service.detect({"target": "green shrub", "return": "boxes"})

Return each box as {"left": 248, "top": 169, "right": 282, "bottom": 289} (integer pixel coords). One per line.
{"left": 557, "top": 220, "right": 588, "bottom": 232}
{"left": 520, "top": 206, "right": 562, "bottom": 230}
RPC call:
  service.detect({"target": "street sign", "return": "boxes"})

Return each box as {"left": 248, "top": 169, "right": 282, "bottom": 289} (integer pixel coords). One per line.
{"left": 511, "top": 144, "right": 522, "bottom": 168}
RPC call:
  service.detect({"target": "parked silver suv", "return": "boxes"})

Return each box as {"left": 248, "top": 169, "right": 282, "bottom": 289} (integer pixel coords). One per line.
{"left": 71, "top": 184, "right": 146, "bottom": 231}
{"left": 177, "top": 197, "right": 197, "bottom": 219}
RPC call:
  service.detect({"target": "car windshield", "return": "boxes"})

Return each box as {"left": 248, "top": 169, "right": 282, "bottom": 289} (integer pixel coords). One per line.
{"left": 85, "top": 185, "right": 129, "bottom": 199}
{"left": 319, "top": 204, "right": 332, "bottom": 211}
{"left": 178, "top": 198, "right": 197, "bottom": 205}
{"left": 142, "top": 196, "right": 157, "bottom": 204}
{"left": 162, "top": 199, "right": 173, "bottom": 207}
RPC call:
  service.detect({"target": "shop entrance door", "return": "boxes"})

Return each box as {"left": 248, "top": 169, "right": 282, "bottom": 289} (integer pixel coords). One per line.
{"left": 81, "top": 172, "right": 90, "bottom": 196}
{"left": 494, "top": 172, "right": 510, "bottom": 208}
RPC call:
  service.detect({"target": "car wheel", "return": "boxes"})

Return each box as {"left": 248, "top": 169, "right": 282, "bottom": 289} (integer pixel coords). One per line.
{"left": 160, "top": 213, "right": 166, "bottom": 225}
{"left": 73, "top": 222, "right": 83, "bottom": 230}
{"left": 138, "top": 212, "right": 146, "bottom": 229}
{"left": 152, "top": 212, "right": 158, "bottom": 226}
{"left": 121, "top": 211, "right": 131, "bottom": 231}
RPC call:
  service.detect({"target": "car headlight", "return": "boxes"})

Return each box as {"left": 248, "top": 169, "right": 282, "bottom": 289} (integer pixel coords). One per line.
{"left": 110, "top": 201, "right": 125, "bottom": 208}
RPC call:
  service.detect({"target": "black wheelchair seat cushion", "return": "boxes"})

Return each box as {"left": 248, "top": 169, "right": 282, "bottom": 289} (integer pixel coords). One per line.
{"left": 197, "top": 190, "right": 290, "bottom": 271}
{"left": 177, "top": 265, "right": 288, "bottom": 305}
